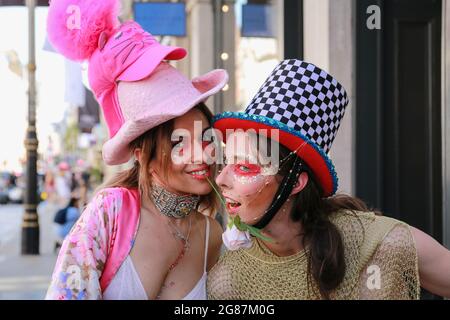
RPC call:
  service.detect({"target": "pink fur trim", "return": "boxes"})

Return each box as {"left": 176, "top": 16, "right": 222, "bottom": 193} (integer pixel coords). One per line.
{"left": 47, "top": 0, "right": 120, "bottom": 61}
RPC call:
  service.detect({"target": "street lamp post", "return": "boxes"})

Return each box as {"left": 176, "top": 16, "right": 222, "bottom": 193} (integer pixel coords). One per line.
{"left": 212, "top": 0, "right": 226, "bottom": 228}
{"left": 21, "top": 0, "right": 39, "bottom": 255}
{"left": 213, "top": 0, "right": 224, "bottom": 115}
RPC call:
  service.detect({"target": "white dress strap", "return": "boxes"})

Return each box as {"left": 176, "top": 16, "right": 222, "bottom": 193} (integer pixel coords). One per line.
{"left": 203, "top": 216, "right": 210, "bottom": 272}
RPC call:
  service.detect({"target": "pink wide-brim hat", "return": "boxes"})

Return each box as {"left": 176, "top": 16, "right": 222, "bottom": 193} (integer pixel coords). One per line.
{"left": 102, "top": 62, "right": 228, "bottom": 165}
{"left": 45, "top": 0, "right": 228, "bottom": 165}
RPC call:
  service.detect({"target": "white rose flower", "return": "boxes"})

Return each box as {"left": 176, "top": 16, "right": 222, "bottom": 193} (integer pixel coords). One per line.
{"left": 222, "top": 225, "right": 252, "bottom": 251}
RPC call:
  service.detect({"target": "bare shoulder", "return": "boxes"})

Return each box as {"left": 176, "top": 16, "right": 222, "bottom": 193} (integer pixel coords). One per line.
{"left": 410, "top": 226, "right": 448, "bottom": 264}
{"left": 209, "top": 216, "right": 224, "bottom": 243}
{"left": 205, "top": 215, "right": 224, "bottom": 271}
{"left": 192, "top": 212, "right": 223, "bottom": 248}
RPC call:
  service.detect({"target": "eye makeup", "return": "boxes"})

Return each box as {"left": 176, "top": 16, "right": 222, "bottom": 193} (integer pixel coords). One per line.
{"left": 233, "top": 163, "right": 261, "bottom": 175}
{"left": 230, "top": 162, "right": 265, "bottom": 185}
{"left": 172, "top": 141, "right": 185, "bottom": 156}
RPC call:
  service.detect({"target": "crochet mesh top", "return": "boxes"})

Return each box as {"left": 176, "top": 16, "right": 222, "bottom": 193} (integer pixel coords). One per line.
{"left": 207, "top": 210, "right": 420, "bottom": 300}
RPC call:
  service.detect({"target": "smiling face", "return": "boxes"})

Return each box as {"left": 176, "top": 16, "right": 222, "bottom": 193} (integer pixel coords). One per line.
{"left": 152, "top": 108, "right": 215, "bottom": 196}
{"left": 215, "top": 131, "right": 281, "bottom": 224}
{"left": 134, "top": 106, "right": 216, "bottom": 199}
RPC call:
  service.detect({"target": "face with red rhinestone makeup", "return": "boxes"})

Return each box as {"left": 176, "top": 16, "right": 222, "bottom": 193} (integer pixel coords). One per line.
{"left": 134, "top": 107, "right": 215, "bottom": 197}
{"left": 156, "top": 108, "right": 214, "bottom": 195}
{"left": 215, "top": 131, "right": 281, "bottom": 224}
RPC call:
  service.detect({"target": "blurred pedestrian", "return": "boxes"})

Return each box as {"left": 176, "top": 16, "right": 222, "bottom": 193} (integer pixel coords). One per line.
{"left": 53, "top": 196, "right": 81, "bottom": 253}
{"left": 44, "top": 170, "right": 56, "bottom": 202}
{"left": 55, "top": 162, "right": 71, "bottom": 207}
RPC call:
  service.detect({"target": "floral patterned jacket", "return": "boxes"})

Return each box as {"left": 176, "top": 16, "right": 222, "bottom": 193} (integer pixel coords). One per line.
{"left": 45, "top": 187, "right": 140, "bottom": 300}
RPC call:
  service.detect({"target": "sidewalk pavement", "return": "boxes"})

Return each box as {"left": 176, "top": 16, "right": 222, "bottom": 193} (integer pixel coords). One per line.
{"left": 0, "top": 201, "right": 60, "bottom": 300}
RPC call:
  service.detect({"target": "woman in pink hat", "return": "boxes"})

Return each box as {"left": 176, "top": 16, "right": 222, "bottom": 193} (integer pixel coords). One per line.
{"left": 45, "top": 0, "right": 227, "bottom": 300}
{"left": 207, "top": 60, "right": 450, "bottom": 299}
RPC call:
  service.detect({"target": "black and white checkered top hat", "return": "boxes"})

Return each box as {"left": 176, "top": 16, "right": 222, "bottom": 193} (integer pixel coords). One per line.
{"left": 213, "top": 59, "right": 349, "bottom": 196}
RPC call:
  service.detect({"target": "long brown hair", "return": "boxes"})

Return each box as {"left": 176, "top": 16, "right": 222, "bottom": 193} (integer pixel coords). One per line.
{"left": 276, "top": 143, "right": 373, "bottom": 299}
{"left": 98, "top": 103, "right": 218, "bottom": 215}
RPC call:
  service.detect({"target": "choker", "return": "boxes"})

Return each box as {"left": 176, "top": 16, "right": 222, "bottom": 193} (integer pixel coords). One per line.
{"left": 150, "top": 184, "right": 200, "bottom": 219}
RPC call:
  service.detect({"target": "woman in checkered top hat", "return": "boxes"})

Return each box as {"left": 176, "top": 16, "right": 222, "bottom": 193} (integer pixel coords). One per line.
{"left": 207, "top": 59, "right": 450, "bottom": 299}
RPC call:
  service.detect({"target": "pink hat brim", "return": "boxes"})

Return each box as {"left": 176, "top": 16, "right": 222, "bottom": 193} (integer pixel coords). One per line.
{"left": 117, "top": 45, "right": 187, "bottom": 82}
{"left": 102, "top": 69, "right": 228, "bottom": 165}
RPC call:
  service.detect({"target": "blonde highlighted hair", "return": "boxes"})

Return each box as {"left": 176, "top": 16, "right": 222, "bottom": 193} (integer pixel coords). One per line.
{"left": 97, "top": 103, "right": 219, "bottom": 216}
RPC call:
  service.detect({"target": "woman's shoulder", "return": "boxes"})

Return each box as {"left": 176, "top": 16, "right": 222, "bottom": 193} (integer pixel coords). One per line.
{"left": 194, "top": 212, "right": 223, "bottom": 246}
{"left": 204, "top": 214, "right": 223, "bottom": 233}
{"left": 330, "top": 209, "right": 417, "bottom": 276}
{"left": 330, "top": 209, "right": 409, "bottom": 233}
{"left": 83, "top": 187, "right": 135, "bottom": 223}
{"left": 92, "top": 186, "right": 131, "bottom": 200}
{"left": 201, "top": 214, "right": 223, "bottom": 270}
{"left": 330, "top": 209, "right": 412, "bottom": 248}
{"left": 90, "top": 187, "right": 139, "bottom": 208}
{"left": 207, "top": 216, "right": 224, "bottom": 248}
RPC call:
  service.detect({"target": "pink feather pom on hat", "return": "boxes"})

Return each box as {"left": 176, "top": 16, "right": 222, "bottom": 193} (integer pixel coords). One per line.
{"left": 46, "top": 0, "right": 120, "bottom": 61}
{"left": 47, "top": 0, "right": 228, "bottom": 165}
